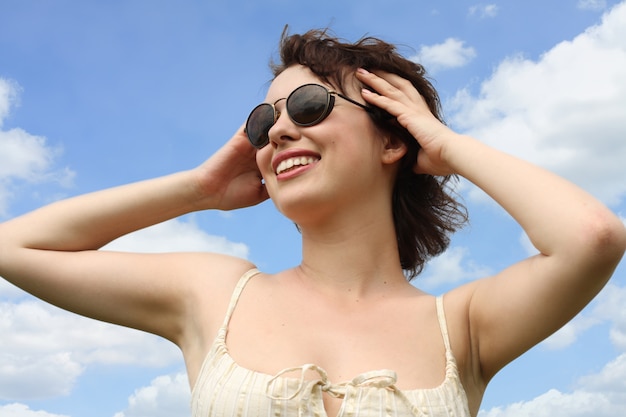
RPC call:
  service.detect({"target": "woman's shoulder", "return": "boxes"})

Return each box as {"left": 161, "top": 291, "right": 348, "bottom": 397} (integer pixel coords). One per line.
{"left": 185, "top": 252, "right": 258, "bottom": 297}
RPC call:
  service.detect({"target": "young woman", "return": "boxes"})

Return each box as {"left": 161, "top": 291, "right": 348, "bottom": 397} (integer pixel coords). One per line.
{"left": 1, "top": 29, "right": 624, "bottom": 417}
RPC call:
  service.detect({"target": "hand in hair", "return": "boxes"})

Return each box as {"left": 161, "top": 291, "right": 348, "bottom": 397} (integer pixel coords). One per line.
{"left": 356, "top": 68, "right": 461, "bottom": 177}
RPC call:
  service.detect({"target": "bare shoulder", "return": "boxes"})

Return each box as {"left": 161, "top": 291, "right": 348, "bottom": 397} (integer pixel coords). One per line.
{"left": 185, "top": 252, "right": 257, "bottom": 292}
{"left": 180, "top": 252, "right": 258, "bottom": 328}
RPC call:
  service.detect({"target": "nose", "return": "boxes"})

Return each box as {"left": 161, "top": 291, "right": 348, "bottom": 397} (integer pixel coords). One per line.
{"left": 268, "top": 103, "right": 301, "bottom": 149}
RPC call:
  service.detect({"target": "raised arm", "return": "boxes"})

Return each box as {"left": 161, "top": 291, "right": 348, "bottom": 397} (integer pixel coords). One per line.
{"left": 438, "top": 135, "right": 624, "bottom": 378}
{"left": 0, "top": 126, "right": 268, "bottom": 343}
{"left": 357, "top": 69, "right": 626, "bottom": 381}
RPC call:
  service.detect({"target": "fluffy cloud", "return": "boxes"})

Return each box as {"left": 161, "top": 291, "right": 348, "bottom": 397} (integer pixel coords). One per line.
{"left": 411, "top": 38, "right": 477, "bottom": 74}
{"left": 577, "top": 353, "right": 626, "bottom": 404}
{"left": 102, "top": 217, "right": 249, "bottom": 257}
{"left": 449, "top": 2, "right": 626, "bottom": 206}
{"left": 591, "top": 283, "right": 626, "bottom": 351}
{"left": 0, "top": 78, "right": 74, "bottom": 215}
{"left": 0, "top": 349, "right": 83, "bottom": 400}
{"left": 113, "top": 373, "right": 191, "bottom": 417}
{"left": 416, "top": 246, "right": 492, "bottom": 290}
{"left": 0, "top": 403, "right": 69, "bottom": 417}
{"left": 541, "top": 314, "right": 601, "bottom": 350}
{"left": 0, "top": 300, "right": 181, "bottom": 400}
{"left": 0, "top": 279, "right": 28, "bottom": 300}
{"left": 541, "top": 278, "right": 626, "bottom": 350}
{"left": 478, "top": 354, "right": 626, "bottom": 417}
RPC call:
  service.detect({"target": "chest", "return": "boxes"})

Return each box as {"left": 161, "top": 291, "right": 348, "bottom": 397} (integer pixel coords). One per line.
{"left": 224, "top": 288, "right": 448, "bottom": 391}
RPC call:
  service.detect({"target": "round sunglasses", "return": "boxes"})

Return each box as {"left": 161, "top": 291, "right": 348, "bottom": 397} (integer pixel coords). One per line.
{"left": 244, "top": 83, "right": 372, "bottom": 149}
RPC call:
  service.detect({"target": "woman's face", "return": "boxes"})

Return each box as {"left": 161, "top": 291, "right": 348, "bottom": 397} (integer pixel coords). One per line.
{"left": 254, "top": 65, "right": 395, "bottom": 226}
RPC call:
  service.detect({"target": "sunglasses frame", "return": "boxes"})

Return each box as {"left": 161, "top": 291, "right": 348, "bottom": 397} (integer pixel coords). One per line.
{"left": 245, "top": 83, "right": 372, "bottom": 149}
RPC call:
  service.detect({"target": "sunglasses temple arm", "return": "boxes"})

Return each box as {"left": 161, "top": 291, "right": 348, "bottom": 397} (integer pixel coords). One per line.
{"left": 336, "top": 92, "right": 374, "bottom": 113}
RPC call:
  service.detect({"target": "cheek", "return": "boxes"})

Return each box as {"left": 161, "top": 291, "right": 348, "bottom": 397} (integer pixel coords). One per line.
{"left": 255, "top": 147, "right": 273, "bottom": 179}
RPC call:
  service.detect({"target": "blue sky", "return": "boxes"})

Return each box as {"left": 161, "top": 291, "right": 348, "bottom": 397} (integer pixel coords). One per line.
{"left": 1, "top": 1, "right": 626, "bottom": 416}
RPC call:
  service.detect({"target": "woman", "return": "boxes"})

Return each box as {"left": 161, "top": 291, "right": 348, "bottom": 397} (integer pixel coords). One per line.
{"left": 0, "top": 29, "right": 624, "bottom": 417}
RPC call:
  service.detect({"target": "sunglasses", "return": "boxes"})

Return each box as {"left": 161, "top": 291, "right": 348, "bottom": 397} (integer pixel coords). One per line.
{"left": 245, "top": 83, "right": 372, "bottom": 149}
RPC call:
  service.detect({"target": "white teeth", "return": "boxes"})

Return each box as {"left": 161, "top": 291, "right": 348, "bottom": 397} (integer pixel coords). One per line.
{"left": 276, "top": 156, "right": 319, "bottom": 175}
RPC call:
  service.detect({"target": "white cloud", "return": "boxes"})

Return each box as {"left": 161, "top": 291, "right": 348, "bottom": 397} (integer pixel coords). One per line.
{"left": 540, "top": 281, "right": 626, "bottom": 351}
{"left": 541, "top": 315, "right": 601, "bottom": 350}
{"left": 449, "top": 2, "right": 626, "bottom": 206}
{"left": 0, "top": 129, "right": 56, "bottom": 180}
{"left": 0, "top": 350, "right": 83, "bottom": 400}
{"left": 0, "top": 78, "right": 75, "bottom": 215}
{"left": 469, "top": 4, "right": 499, "bottom": 18}
{"left": 411, "top": 38, "right": 477, "bottom": 74}
{"left": 416, "top": 246, "right": 492, "bottom": 290}
{"left": 478, "top": 353, "right": 626, "bottom": 416}
{"left": 113, "top": 372, "right": 191, "bottom": 417}
{"left": 478, "top": 389, "right": 613, "bottom": 417}
{"left": 591, "top": 283, "right": 626, "bottom": 351}
{"left": 103, "top": 217, "right": 249, "bottom": 257}
{"left": 576, "top": 353, "right": 626, "bottom": 402}
{"left": 578, "top": 0, "right": 608, "bottom": 11}
{"left": 0, "top": 279, "right": 29, "bottom": 300}
{"left": 0, "top": 403, "right": 69, "bottom": 417}
{"left": 0, "top": 300, "right": 181, "bottom": 400}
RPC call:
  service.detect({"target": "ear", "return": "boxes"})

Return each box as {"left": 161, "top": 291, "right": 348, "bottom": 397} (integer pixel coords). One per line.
{"left": 381, "top": 134, "right": 408, "bottom": 165}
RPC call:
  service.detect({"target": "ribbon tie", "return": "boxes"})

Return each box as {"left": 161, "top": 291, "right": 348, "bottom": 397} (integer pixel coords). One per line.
{"left": 266, "top": 363, "right": 399, "bottom": 400}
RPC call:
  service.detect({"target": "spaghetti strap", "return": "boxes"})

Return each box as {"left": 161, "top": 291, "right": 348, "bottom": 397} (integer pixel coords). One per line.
{"left": 435, "top": 295, "right": 452, "bottom": 352}
{"left": 220, "top": 268, "right": 261, "bottom": 329}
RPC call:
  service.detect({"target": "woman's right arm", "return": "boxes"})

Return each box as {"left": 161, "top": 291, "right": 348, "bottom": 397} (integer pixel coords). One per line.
{"left": 0, "top": 126, "right": 268, "bottom": 344}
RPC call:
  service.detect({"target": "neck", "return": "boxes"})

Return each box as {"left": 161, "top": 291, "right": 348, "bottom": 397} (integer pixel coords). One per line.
{"left": 296, "top": 208, "right": 408, "bottom": 299}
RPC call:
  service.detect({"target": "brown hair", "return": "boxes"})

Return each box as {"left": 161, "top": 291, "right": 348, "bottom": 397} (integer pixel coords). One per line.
{"left": 271, "top": 28, "right": 468, "bottom": 280}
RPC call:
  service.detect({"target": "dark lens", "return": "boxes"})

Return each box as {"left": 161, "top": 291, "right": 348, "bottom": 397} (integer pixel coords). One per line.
{"left": 287, "top": 84, "right": 330, "bottom": 126}
{"left": 246, "top": 103, "right": 275, "bottom": 148}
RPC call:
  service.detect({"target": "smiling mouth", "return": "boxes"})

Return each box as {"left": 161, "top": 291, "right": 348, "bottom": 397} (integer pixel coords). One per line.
{"left": 276, "top": 156, "right": 320, "bottom": 175}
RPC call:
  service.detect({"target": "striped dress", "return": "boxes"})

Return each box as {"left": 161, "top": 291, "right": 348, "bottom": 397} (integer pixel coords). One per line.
{"left": 191, "top": 269, "right": 471, "bottom": 417}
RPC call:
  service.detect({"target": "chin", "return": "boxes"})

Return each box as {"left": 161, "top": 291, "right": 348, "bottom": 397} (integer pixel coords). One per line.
{"left": 273, "top": 194, "right": 332, "bottom": 226}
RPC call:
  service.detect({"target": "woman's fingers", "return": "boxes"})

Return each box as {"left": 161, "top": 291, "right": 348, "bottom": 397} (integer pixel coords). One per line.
{"left": 357, "top": 69, "right": 428, "bottom": 111}
{"left": 356, "top": 68, "right": 459, "bottom": 177}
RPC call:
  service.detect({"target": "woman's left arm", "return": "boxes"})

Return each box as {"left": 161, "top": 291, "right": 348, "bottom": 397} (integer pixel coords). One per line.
{"left": 357, "top": 69, "right": 626, "bottom": 382}
{"left": 437, "top": 134, "right": 625, "bottom": 380}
